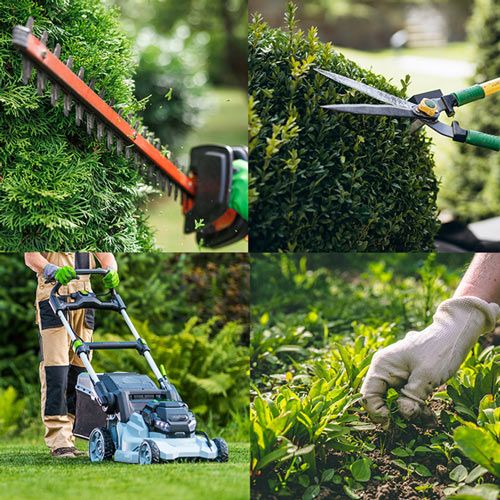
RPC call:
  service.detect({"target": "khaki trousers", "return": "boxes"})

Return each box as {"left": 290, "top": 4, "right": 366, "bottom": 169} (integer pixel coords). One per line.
{"left": 36, "top": 278, "right": 94, "bottom": 451}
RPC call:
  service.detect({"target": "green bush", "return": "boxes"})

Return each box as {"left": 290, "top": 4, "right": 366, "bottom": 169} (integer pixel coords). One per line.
{"left": 248, "top": 3, "right": 440, "bottom": 252}
{"left": 0, "top": 387, "right": 25, "bottom": 437}
{"left": 440, "top": 0, "right": 500, "bottom": 222}
{"left": 0, "top": 0, "right": 154, "bottom": 250}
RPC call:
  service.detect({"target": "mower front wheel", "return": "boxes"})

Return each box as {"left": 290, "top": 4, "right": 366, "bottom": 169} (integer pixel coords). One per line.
{"left": 213, "top": 437, "right": 228, "bottom": 462}
{"left": 89, "top": 426, "right": 115, "bottom": 462}
{"left": 138, "top": 439, "right": 160, "bottom": 465}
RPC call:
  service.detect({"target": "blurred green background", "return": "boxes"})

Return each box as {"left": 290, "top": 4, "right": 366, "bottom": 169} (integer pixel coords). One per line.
{"left": 109, "top": 0, "right": 247, "bottom": 251}
{"left": 249, "top": 0, "right": 499, "bottom": 229}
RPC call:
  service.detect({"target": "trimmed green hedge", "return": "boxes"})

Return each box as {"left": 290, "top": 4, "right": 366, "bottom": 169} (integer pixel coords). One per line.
{"left": 0, "top": 0, "right": 154, "bottom": 250}
{"left": 249, "top": 4, "right": 440, "bottom": 251}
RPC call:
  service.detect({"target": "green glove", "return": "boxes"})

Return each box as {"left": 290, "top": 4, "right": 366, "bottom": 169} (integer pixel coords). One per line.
{"left": 53, "top": 265, "right": 76, "bottom": 286}
{"left": 228, "top": 159, "right": 248, "bottom": 220}
{"left": 102, "top": 267, "right": 120, "bottom": 289}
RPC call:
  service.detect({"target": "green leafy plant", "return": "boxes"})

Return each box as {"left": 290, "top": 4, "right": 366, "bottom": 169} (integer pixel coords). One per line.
{"left": 248, "top": 2, "right": 439, "bottom": 252}
{"left": 251, "top": 254, "right": 500, "bottom": 499}
{"left": 0, "top": 0, "right": 154, "bottom": 250}
{"left": 453, "top": 401, "right": 500, "bottom": 478}
{"left": 0, "top": 387, "right": 25, "bottom": 437}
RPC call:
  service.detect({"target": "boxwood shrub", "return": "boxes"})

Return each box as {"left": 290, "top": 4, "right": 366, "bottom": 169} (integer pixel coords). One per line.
{"left": 248, "top": 4, "right": 440, "bottom": 252}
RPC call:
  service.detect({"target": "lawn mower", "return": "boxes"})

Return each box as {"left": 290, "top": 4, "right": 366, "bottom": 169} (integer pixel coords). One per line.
{"left": 49, "top": 268, "right": 228, "bottom": 464}
{"left": 12, "top": 17, "right": 247, "bottom": 249}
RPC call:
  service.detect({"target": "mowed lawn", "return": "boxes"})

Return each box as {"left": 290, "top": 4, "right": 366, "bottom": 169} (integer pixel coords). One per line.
{"left": 0, "top": 441, "right": 249, "bottom": 500}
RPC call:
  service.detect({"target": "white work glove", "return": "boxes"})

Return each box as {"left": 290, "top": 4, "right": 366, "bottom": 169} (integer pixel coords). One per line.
{"left": 361, "top": 296, "right": 500, "bottom": 425}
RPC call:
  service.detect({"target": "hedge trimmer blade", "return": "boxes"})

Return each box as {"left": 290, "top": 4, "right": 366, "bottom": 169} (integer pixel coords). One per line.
{"left": 12, "top": 17, "right": 195, "bottom": 205}
{"left": 317, "top": 66, "right": 500, "bottom": 152}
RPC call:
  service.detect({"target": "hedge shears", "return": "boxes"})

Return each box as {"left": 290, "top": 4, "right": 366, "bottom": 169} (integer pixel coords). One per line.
{"left": 316, "top": 67, "right": 500, "bottom": 152}
{"left": 12, "top": 17, "right": 247, "bottom": 248}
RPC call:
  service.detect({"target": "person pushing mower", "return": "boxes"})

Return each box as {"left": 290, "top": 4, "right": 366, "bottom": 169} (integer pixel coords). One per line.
{"left": 24, "top": 252, "right": 120, "bottom": 458}
{"left": 361, "top": 253, "right": 500, "bottom": 426}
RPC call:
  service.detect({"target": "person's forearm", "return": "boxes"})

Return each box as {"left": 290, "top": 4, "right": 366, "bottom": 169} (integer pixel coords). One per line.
{"left": 454, "top": 253, "right": 500, "bottom": 305}
{"left": 24, "top": 253, "right": 50, "bottom": 274}
{"left": 95, "top": 253, "right": 118, "bottom": 271}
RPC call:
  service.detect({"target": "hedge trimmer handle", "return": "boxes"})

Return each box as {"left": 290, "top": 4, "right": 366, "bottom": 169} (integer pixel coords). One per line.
{"left": 451, "top": 121, "right": 500, "bottom": 151}
{"left": 453, "top": 77, "right": 500, "bottom": 106}
{"left": 465, "top": 129, "right": 500, "bottom": 151}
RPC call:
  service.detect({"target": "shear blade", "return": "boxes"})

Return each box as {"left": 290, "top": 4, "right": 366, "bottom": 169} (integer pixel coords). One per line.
{"left": 86, "top": 112, "right": 95, "bottom": 134}
{"left": 322, "top": 104, "right": 415, "bottom": 118}
{"left": 159, "top": 172, "right": 167, "bottom": 191}
{"left": 97, "top": 121, "right": 104, "bottom": 141}
{"left": 116, "top": 138, "right": 123, "bottom": 157}
{"left": 75, "top": 104, "right": 83, "bottom": 125}
{"left": 63, "top": 92, "right": 72, "bottom": 116}
{"left": 315, "top": 68, "right": 414, "bottom": 110}
{"left": 106, "top": 129, "right": 114, "bottom": 150}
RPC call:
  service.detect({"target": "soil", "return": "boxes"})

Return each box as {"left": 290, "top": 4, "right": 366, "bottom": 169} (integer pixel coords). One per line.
{"left": 252, "top": 400, "right": 497, "bottom": 500}
{"left": 480, "top": 325, "right": 500, "bottom": 348}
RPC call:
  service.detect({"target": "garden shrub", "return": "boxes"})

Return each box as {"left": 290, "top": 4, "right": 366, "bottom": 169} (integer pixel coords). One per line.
{"left": 440, "top": 0, "right": 500, "bottom": 222}
{"left": 0, "top": 387, "right": 25, "bottom": 437}
{"left": 248, "top": 3, "right": 440, "bottom": 252}
{"left": 0, "top": 0, "right": 154, "bottom": 250}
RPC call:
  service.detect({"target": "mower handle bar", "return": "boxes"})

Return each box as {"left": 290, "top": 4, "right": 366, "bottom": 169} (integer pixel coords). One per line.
{"left": 49, "top": 269, "right": 125, "bottom": 313}
{"left": 49, "top": 269, "right": 177, "bottom": 402}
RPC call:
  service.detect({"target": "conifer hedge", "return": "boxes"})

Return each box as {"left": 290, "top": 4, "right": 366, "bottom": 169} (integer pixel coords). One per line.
{"left": 0, "top": 0, "right": 154, "bottom": 250}
{"left": 249, "top": 4, "right": 440, "bottom": 252}
{"left": 440, "top": 0, "right": 500, "bottom": 222}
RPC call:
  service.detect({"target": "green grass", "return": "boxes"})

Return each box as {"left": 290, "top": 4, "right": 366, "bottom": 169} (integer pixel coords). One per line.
{"left": 147, "top": 86, "right": 248, "bottom": 252}
{"left": 0, "top": 440, "right": 249, "bottom": 500}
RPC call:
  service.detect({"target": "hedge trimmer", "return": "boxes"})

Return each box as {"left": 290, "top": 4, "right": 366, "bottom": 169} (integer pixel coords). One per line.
{"left": 12, "top": 17, "right": 247, "bottom": 249}
{"left": 316, "top": 68, "right": 500, "bottom": 152}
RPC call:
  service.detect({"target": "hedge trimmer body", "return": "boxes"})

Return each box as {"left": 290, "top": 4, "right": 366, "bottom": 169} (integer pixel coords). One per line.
{"left": 12, "top": 17, "right": 247, "bottom": 248}
{"left": 316, "top": 68, "right": 500, "bottom": 152}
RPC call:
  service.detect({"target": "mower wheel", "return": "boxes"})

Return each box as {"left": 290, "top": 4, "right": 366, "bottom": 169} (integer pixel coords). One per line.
{"left": 138, "top": 439, "right": 160, "bottom": 465}
{"left": 89, "top": 426, "right": 115, "bottom": 462}
{"left": 213, "top": 438, "right": 229, "bottom": 462}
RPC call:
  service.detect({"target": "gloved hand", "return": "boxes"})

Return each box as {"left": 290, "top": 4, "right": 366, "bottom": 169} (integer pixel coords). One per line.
{"left": 361, "top": 296, "right": 500, "bottom": 425}
{"left": 229, "top": 159, "right": 248, "bottom": 220}
{"left": 102, "top": 267, "right": 119, "bottom": 289}
{"left": 43, "top": 264, "right": 76, "bottom": 286}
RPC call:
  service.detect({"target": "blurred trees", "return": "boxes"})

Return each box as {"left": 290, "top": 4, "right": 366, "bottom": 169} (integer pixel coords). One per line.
{"left": 249, "top": 0, "right": 472, "bottom": 49}
{"left": 109, "top": 0, "right": 247, "bottom": 153}
{"left": 440, "top": 0, "right": 500, "bottom": 221}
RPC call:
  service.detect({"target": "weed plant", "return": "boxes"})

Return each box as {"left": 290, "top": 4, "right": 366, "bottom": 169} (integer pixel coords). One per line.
{"left": 251, "top": 254, "right": 500, "bottom": 500}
